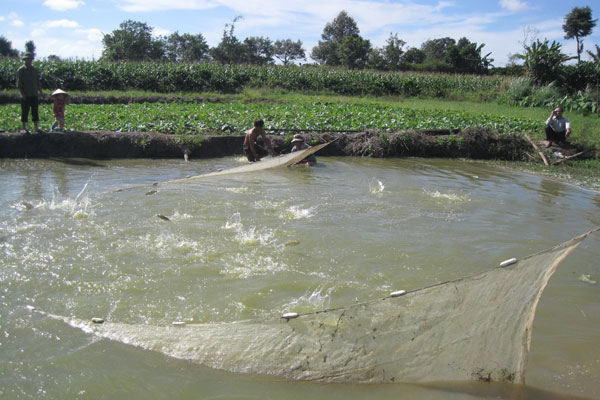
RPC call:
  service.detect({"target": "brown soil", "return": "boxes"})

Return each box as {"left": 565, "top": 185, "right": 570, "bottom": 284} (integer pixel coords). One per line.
{"left": 0, "top": 129, "right": 593, "bottom": 163}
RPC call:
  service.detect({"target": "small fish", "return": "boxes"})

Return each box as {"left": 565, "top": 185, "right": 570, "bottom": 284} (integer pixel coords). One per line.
{"left": 91, "top": 317, "right": 104, "bottom": 324}
{"left": 22, "top": 202, "right": 34, "bottom": 210}
{"left": 578, "top": 274, "right": 597, "bottom": 285}
{"left": 156, "top": 214, "right": 170, "bottom": 222}
{"left": 145, "top": 190, "right": 157, "bottom": 195}
{"left": 285, "top": 240, "right": 301, "bottom": 247}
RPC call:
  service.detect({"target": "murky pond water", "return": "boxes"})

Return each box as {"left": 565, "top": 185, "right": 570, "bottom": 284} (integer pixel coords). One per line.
{"left": 1, "top": 156, "right": 599, "bottom": 399}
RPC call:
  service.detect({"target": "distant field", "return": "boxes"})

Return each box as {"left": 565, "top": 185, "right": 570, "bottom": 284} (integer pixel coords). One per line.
{"left": 0, "top": 100, "right": 542, "bottom": 136}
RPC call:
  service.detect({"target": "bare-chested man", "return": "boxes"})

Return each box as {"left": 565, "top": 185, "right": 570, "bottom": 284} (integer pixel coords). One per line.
{"left": 243, "top": 119, "right": 275, "bottom": 162}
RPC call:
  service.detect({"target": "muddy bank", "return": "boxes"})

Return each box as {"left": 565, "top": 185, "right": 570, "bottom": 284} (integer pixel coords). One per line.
{"left": 0, "top": 129, "right": 591, "bottom": 162}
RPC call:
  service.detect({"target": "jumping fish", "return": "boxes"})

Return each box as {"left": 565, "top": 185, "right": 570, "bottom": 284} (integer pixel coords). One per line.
{"left": 284, "top": 240, "right": 301, "bottom": 247}
{"left": 156, "top": 214, "right": 170, "bottom": 222}
{"left": 145, "top": 190, "right": 157, "bottom": 196}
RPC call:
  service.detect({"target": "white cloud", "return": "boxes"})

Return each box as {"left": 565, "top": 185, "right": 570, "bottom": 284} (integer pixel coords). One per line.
{"left": 76, "top": 28, "right": 103, "bottom": 42}
{"left": 153, "top": 27, "right": 172, "bottom": 37}
{"left": 499, "top": 0, "right": 530, "bottom": 13}
{"left": 43, "top": 19, "right": 80, "bottom": 29}
{"left": 118, "top": 0, "right": 217, "bottom": 12}
{"left": 12, "top": 20, "right": 25, "bottom": 27}
{"left": 43, "top": 0, "right": 86, "bottom": 11}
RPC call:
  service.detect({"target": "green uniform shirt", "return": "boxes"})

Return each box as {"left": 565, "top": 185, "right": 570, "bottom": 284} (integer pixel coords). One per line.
{"left": 16, "top": 65, "right": 41, "bottom": 97}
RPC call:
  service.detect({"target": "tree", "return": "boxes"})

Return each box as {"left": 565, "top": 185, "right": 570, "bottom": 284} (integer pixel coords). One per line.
{"left": 242, "top": 36, "right": 274, "bottom": 65}
{"left": 445, "top": 37, "right": 493, "bottom": 73}
{"left": 102, "top": 20, "right": 164, "bottom": 61}
{"left": 311, "top": 11, "right": 360, "bottom": 66}
{"left": 587, "top": 44, "right": 600, "bottom": 63}
{"left": 515, "top": 38, "right": 571, "bottom": 84}
{"left": 402, "top": 47, "right": 425, "bottom": 64}
{"left": 25, "top": 40, "right": 36, "bottom": 57}
{"left": 337, "top": 34, "right": 371, "bottom": 69}
{"left": 563, "top": 6, "right": 597, "bottom": 63}
{"left": 421, "top": 37, "right": 455, "bottom": 62}
{"left": 211, "top": 16, "right": 245, "bottom": 65}
{"left": 381, "top": 33, "right": 405, "bottom": 70}
{"left": 165, "top": 32, "right": 209, "bottom": 63}
{"left": 0, "top": 35, "right": 19, "bottom": 58}
{"left": 273, "top": 39, "right": 305, "bottom": 65}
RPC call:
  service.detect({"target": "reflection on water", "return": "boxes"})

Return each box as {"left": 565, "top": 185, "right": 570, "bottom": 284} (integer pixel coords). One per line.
{"left": 0, "top": 157, "right": 598, "bottom": 400}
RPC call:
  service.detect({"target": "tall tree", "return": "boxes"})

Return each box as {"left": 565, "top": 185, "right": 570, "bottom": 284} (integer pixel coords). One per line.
{"left": 402, "top": 47, "right": 425, "bottom": 64}
{"left": 25, "top": 40, "right": 36, "bottom": 57}
{"left": 242, "top": 36, "right": 274, "bottom": 65}
{"left": 445, "top": 37, "right": 493, "bottom": 73}
{"left": 381, "top": 33, "right": 405, "bottom": 70}
{"left": 563, "top": 6, "right": 597, "bottom": 63}
{"left": 102, "top": 20, "right": 164, "bottom": 61}
{"left": 337, "top": 34, "right": 371, "bottom": 69}
{"left": 273, "top": 39, "right": 305, "bottom": 65}
{"left": 311, "top": 11, "right": 360, "bottom": 66}
{"left": 0, "top": 35, "right": 19, "bottom": 58}
{"left": 421, "top": 37, "right": 455, "bottom": 62}
{"left": 165, "top": 32, "right": 209, "bottom": 63}
{"left": 211, "top": 16, "right": 245, "bottom": 65}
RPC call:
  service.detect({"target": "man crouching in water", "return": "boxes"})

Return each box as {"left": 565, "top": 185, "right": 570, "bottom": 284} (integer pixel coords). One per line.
{"left": 243, "top": 119, "right": 276, "bottom": 162}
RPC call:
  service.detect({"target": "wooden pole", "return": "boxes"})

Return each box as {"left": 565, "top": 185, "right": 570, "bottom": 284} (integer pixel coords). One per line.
{"left": 523, "top": 134, "right": 549, "bottom": 166}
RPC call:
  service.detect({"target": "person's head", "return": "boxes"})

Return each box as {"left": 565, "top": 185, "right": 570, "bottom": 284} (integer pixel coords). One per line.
{"left": 254, "top": 119, "right": 264, "bottom": 129}
{"left": 51, "top": 89, "right": 69, "bottom": 101}
{"left": 291, "top": 134, "right": 304, "bottom": 147}
{"left": 22, "top": 52, "right": 34, "bottom": 66}
{"left": 554, "top": 107, "right": 563, "bottom": 117}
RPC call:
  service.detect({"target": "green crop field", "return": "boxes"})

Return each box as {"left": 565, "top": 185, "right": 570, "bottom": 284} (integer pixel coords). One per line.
{"left": 0, "top": 101, "right": 543, "bottom": 135}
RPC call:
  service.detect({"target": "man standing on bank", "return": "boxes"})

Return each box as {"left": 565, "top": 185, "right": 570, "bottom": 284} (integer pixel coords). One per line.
{"left": 243, "top": 119, "right": 276, "bottom": 162}
{"left": 544, "top": 107, "right": 571, "bottom": 148}
{"left": 16, "top": 52, "right": 43, "bottom": 133}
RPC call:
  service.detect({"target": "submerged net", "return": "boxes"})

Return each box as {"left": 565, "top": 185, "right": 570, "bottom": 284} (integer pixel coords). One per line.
{"left": 43, "top": 228, "right": 598, "bottom": 384}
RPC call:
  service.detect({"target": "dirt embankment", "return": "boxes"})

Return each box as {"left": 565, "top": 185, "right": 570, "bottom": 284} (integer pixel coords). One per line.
{"left": 0, "top": 129, "right": 593, "bottom": 163}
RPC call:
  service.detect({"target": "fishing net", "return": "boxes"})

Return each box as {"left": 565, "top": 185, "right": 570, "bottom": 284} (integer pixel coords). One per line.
{"left": 43, "top": 229, "right": 598, "bottom": 384}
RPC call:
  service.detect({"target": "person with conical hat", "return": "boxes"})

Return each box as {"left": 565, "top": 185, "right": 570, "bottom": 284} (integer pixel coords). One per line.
{"left": 16, "top": 52, "right": 43, "bottom": 133}
{"left": 290, "top": 134, "right": 316, "bottom": 166}
{"left": 50, "top": 89, "right": 70, "bottom": 132}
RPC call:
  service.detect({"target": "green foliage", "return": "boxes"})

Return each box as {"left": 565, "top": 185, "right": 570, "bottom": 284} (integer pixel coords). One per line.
{"left": 311, "top": 11, "right": 361, "bottom": 66}
{"left": 563, "top": 6, "right": 597, "bottom": 63}
{"left": 102, "top": 20, "right": 164, "bottom": 61}
{"left": 0, "top": 59, "right": 508, "bottom": 98}
{"left": 515, "top": 39, "right": 571, "bottom": 85}
{"left": 242, "top": 36, "right": 274, "bottom": 65}
{"left": 164, "top": 32, "right": 209, "bottom": 63}
{"left": 338, "top": 35, "right": 371, "bottom": 69}
{"left": 0, "top": 100, "right": 542, "bottom": 135}
{"left": 211, "top": 17, "right": 245, "bottom": 65}
{"left": 272, "top": 39, "right": 305, "bottom": 65}
{"left": 0, "top": 35, "right": 19, "bottom": 58}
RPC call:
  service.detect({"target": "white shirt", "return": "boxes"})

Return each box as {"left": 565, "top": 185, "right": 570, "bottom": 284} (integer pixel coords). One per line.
{"left": 546, "top": 116, "right": 571, "bottom": 132}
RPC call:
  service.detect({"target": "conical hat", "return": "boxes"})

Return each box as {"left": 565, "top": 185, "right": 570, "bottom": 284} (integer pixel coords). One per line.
{"left": 51, "top": 89, "right": 69, "bottom": 98}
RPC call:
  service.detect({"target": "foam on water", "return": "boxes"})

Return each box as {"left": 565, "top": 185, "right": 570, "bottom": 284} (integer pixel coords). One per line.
{"left": 280, "top": 205, "right": 315, "bottom": 220}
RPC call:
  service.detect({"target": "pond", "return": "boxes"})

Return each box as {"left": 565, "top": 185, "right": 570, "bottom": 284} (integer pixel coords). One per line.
{"left": 1, "top": 156, "right": 598, "bottom": 399}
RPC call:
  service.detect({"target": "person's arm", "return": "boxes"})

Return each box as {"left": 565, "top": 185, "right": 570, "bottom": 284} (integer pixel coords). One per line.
{"left": 16, "top": 69, "right": 25, "bottom": 98}
{"left": 247, "top": 133, "right": 259, "bottom": 161}
{"left": 261, "top": 132, "right": 275, "bottom": 155}
{"left": 565, "top": 120, "right": 571, "bottom": 137}
{"left": 546, "top": 109, "right": 555, "bottom": 125}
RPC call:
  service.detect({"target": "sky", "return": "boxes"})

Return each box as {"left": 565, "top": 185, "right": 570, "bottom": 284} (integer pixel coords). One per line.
{"left": 1, "top": 0, "right": 598, "bottom": 66}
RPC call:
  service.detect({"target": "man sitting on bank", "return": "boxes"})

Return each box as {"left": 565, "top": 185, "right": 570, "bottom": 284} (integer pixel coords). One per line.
{"left": 291, "top": 134, "right": 317, "bottom": 166}
{"left": 243, "top": 119, "right": 275, "bottom": 162}
{"left": 544, "top": 107, "right": 571, "bottom": 148}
